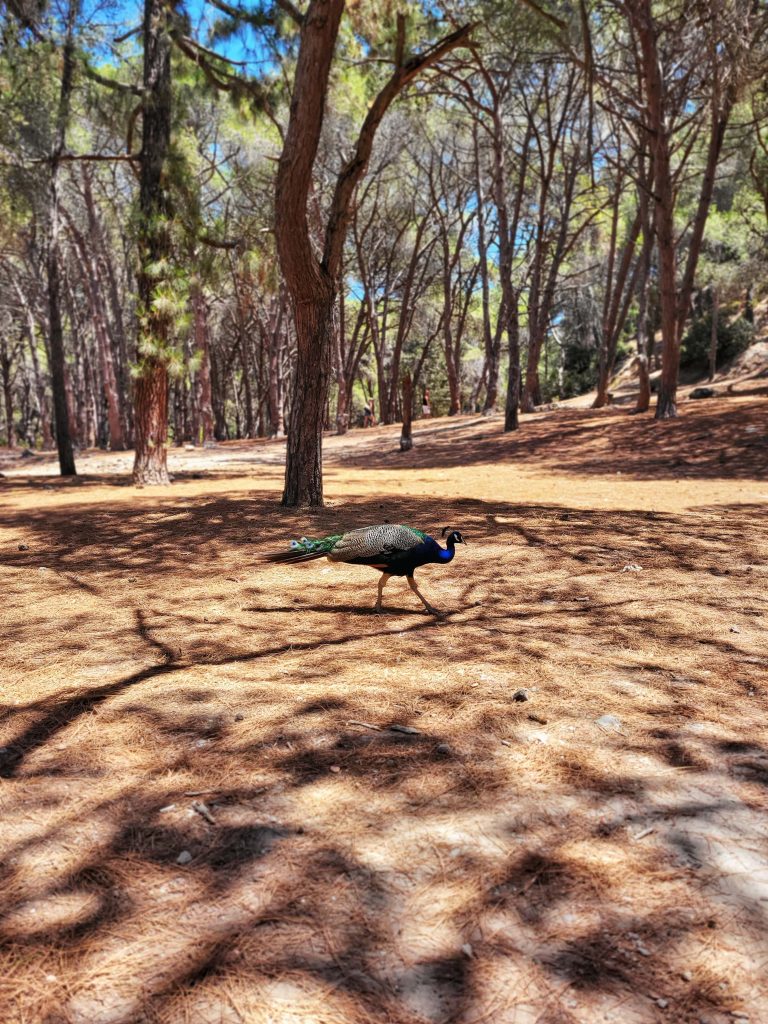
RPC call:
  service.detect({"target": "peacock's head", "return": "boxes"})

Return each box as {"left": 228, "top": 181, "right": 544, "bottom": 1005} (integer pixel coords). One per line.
{"left": 441, "top": 527, "right": 467, "bottom": 546}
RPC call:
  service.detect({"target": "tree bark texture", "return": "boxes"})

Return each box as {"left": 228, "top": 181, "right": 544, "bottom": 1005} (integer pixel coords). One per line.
{"left": 333, "top": 285, "right": 349, "bottom": 435}
{"left": 275, "top": 0, "right": 344, "bottom": 504}
{"left": 192, "top": 284, "right": 215, "bottom": 443}
{"left": 504, "top": 296, "right": 521, "bottom": 432}
{"left": 133, "top": 0, "right": 173, "bottom": 484}
{"left": 81, "top": 166, "right": 131, "bottom": 445}
{"left": 641, "top": 18, "right": 677, "bottom": 423}
{"left": 0, "top": 338, "right": 16, "bottom": 446}
{"left": 132, "top": 360, "right": 170, "bottom": 483}
{"left": 400, "top": 372, "right": 413, "bottom": 451}
{"left": 282, "top": 293, "right": 335, "bottom": 506}
{"left": 593, "top": 206, "right": 643, "bottom": 408}
{"left": 494, "top": 116, "right": 526, "bottom": 432}
{"left": 47, "top": 0, "right": 79, "bottom": 475}
{"left": 708, "top": 287, "right": 719, "bottom": 382}
{"left": 633, "top": 228, "right": 654, "bottom": 415}
{"left": 63, "top": 212, "right": 125, "bottom": 449}
{"left": 13, "top": 278, "right": 54, "bottom": 449}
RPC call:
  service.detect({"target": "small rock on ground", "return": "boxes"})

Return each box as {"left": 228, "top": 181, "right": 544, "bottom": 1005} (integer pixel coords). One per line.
{"left": 596, "top": 714, "right": 623, "bottom": 733}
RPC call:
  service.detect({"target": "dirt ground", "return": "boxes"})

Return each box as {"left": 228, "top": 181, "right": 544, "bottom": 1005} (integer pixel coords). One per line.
{"left": 1, "top": 395, "right": 767, "bottom": 1024}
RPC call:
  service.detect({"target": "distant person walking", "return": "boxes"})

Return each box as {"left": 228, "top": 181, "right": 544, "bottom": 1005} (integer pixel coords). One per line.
{"left": 422, "top": 388, "right": 431, "bottom": 418}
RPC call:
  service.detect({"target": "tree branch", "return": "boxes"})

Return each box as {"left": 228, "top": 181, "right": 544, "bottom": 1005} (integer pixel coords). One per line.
{"left": 82, "top": 61, "right": 143, "bottom": 96}
{"left": 275, "top": 0, "right": 304, "bottom": 26}
{"left": 275, "top": 0, "right": 345, "bottom": 299}
{"left": 322, "top": 21, "right": 473, "bottom": 278}
{"left": 516, "top": 0, "right": 568, "bottom": 33}
{"left": 395, "top": 12, "right": 406, "bottom": 67}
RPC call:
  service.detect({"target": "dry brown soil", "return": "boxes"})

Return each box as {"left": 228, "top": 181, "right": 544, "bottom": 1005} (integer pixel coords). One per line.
{"left": 1, "top": 396, "right": 767, "bottom": 1024}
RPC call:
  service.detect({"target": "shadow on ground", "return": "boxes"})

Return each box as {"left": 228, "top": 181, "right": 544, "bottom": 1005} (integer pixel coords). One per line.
{"left": 1, "top": 487, "right": 767, "bottom": 1023}
{"left": 330, "top": 398, "right": 768, "bottom": 481}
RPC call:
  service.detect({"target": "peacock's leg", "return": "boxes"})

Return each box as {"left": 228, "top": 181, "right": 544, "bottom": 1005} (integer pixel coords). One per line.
{"left": 374, "top": 573, "right": 391, "bottom": 613}
{"left": 407, "top": 575, "right": 442, "bottom": 616}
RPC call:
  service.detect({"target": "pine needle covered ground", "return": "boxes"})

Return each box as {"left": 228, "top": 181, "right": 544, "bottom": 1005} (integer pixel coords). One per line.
{"left": 1, "top": 397, "right": 767, "bottom": 1024}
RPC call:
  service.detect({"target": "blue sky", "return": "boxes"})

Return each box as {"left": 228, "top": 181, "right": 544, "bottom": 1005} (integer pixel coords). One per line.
{"left": 83, "top": 0, "right": 277, "bottom": 70}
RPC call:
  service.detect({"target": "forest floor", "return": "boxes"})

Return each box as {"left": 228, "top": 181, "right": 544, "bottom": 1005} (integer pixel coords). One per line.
{"left": 1, "top": 393, "right": 767, "bottom": 1024}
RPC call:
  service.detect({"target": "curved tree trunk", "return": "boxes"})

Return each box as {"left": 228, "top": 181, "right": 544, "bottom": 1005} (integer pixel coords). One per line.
{"left": 275, "top": 1, "right": 470, "bottom": 505}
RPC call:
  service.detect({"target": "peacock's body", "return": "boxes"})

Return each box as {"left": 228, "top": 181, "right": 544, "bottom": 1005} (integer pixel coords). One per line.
{"left": 262, "top": 523, "right": 466, "bottom": 615}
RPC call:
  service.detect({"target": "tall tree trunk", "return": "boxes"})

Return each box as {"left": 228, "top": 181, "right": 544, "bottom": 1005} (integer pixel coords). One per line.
{"left": 266, "top": 322, "right": 285, "bottom": 438}
{"left": 400, "top": 372, "right": 413, "bottom": 451}
{"left": 333, "top": 267, "right": 349, "bottom": 435}
{"left": 708, "top": 287, "right": 719, "bottom": 382}
{"left": 210, "top": 347, "right": 228, "bottom": 441}
{"left": 593, "top": 207, "right": 643, "bottom": 408}
{"left": 282, "top": 290, "right": 335, "bottom": 506}
{"left": 489, "top": 95, "right": 530, "bottom": 432}
{"left": 473, "top": 125, "right": 500, "bottom": 413}
{"left": 275, "top": 1, "right": 469, "bottom": 505}
{"left": 239, "top": 334, "right": 255, "bottom": 437}
{"left": 522, "top": 327, "right": 545, "bottom": 412}
{"left": 634, "top": 286, "right": 653, "bottom": 415}
{"left": 443, "top": 320, "right": 461, "bottom": 416}
{"left": 62, "top": 278, "right": 85, "bottom": 448}
{"left": 504, "top": 296, "right": 521, "bottom": 431}
{"left": 192, "top": 283, "right": 214, "bottom": 443}
{"left": 133, "top": 362, "right": 170, "bottom": 482}
{"left": 132, "top": 0, "right": 173, "bottom": 484}
{"left": 0, "top": 338, "right": 15, "bottom": 447}
{"left": 632, "top": 2, "right": 680, "bottom": 420}
{"left": 64, "top": 214, "right": 125, "bottom": 449}
{"left": 47, "top": 0, "right": 78, "bottom": 475}
{"left": 81, "top": 166, "right": 131, "bottom": 443}
{"left": 13, "top": 279, "right": 54, "bottom": 448}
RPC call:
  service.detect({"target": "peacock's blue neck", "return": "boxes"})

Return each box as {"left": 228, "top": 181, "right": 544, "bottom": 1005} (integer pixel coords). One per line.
{"left": 438, "top": 542, "right": 455, "bottom": 563}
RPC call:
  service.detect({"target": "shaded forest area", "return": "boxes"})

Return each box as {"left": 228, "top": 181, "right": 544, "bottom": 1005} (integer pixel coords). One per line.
{"left": 1, "top": 0, "right": 767, "bottom": 501}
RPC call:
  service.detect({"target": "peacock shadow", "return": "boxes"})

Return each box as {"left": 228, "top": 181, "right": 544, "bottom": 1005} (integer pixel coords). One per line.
{"left": 241, "top": 601, "right": 458, "bottom": 618}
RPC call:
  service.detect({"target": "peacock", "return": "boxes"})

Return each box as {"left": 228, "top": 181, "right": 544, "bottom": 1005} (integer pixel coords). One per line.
{"left": 262, "top": 524, "right": 466, "bottom": 616}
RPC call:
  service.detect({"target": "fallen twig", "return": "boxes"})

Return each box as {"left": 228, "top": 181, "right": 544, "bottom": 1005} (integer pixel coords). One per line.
{"left": 191, "top": 801, "right": 216, "bottom": 824}
{"left": 631, "top": 826, "right": 655, "bottom": 841}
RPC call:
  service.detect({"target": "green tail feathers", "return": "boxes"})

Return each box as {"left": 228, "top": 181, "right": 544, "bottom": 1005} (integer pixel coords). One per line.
{"left": 290, "top": 534, "right": 343, "bottom": 555}
{"left": 261, "top": 533, "right": 342, "bottom": 564}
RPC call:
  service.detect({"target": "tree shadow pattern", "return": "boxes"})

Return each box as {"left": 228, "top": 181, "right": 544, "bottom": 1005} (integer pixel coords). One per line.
{"left": 327, "top": 398, "right": 768, "bottom": 481}
{"left": 1, "top": 488, "right": 767, "bottom": 1023}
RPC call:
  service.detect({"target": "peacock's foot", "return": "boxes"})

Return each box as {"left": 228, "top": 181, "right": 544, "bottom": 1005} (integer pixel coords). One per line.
{"left": 373, "top": 605, "right": 382, "bottom": 615}
{"left": 424, "top": 605, "right": 444, "bottom": 617}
